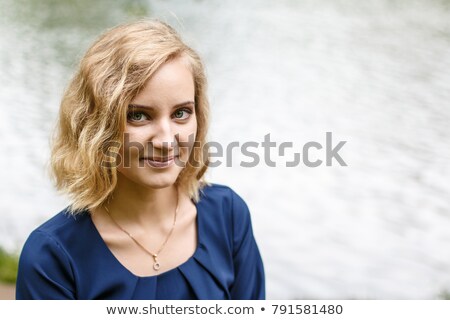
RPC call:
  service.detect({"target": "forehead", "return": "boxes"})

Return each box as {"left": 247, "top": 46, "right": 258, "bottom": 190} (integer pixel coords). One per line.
{"left": 131, "top": 57, "right": 195, "bottom": 109}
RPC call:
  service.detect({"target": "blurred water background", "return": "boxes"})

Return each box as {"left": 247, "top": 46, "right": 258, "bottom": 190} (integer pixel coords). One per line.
{"left": 1, "top": 0, "right": 450, "bottom": 299}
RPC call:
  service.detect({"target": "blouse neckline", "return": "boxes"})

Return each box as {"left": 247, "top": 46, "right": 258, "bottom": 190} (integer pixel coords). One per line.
{"left": 86, "top": 199, "right": 202, "bottom": 280}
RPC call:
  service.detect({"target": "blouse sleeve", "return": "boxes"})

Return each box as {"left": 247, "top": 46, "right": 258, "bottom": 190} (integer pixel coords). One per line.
{"left": 16, "top": 230, "right": 75, "bottom": 300}
{"left": 229, "top": 190, "right": 265, "bottom": 299}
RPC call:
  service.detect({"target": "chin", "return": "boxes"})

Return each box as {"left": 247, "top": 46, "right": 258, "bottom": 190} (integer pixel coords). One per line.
{"left": 140, "top": 178, "right": 176, "bottom": 190}
{"left": 117, "top": 160, "right": 187, "bottom": 190}
{"left": 118, "top": 169, "right": 181, "bottom": 190}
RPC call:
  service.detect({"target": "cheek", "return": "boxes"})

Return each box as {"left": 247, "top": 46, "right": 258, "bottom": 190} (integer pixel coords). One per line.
{"left": 177, "top": 117, "right": 197, "bottom": 139}
{"left": 176, "top": 121, "right": 197, "bottom": 156}
{"left": 117, "top": 131, "right": 146, "bottom": 168}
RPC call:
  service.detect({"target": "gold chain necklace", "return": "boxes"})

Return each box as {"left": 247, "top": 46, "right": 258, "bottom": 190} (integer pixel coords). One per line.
{"left": 104, "top": 189, "right": 179, "bottom": 272}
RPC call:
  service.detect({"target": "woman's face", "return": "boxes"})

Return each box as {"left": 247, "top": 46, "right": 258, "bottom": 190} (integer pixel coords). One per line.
{"left": 117, "top": 57, "right": 197, "bottom": 190}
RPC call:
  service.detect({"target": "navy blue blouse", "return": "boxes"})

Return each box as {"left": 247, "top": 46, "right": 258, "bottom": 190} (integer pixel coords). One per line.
{"left": 16, "top": 184, "right": 265, "bottom": 300}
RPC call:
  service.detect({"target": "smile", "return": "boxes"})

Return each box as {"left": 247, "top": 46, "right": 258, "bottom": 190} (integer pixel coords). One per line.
{"left": 140, "top": 156, "right": 178, "bottom": 168}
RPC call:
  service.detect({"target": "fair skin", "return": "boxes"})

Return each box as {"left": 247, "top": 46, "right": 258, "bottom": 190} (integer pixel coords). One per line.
{"left": 91, "top": 56, "right": 198, "bottom": 277}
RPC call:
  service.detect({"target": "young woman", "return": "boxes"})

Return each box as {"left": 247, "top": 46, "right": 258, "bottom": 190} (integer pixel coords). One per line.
{"left": 15, "top": 20, "right": 265, "bottom": 300}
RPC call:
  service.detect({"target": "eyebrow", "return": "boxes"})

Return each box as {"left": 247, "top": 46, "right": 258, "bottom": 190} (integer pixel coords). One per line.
{"left": 128, "top": 101, "right": 195, "bottom": 110}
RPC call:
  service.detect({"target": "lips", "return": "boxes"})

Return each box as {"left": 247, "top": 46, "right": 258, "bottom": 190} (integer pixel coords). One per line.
{"left": 140, "top": 156, "right": 176, "bottom": 162}
{"left": 140, "top": 155, "right": 178, "bottom": 168}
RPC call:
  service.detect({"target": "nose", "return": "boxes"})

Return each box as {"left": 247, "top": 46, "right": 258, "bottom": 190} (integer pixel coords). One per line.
{"left": 149, "top": 118, "right": 177, "bottom": 154}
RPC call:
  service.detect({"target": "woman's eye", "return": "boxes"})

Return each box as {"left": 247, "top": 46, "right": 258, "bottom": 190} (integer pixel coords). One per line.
{"left": 173, "top": 108, "right": 192, "bottom": 120}
{"left": 127, "top": 112, "right": 148, "bottom": 122}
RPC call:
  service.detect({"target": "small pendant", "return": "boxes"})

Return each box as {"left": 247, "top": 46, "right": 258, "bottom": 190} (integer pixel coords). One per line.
{"left": 152, "top": 254, "right": 160, "bottom": 271}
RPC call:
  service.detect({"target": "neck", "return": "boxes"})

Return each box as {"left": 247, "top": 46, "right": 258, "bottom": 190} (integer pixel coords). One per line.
{"left": 106, "top": 173, "right": 179, "bottom": 227}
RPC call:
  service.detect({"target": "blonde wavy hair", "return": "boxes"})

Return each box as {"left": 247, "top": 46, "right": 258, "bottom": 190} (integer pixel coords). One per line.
{"left": 51, "top": 20, "right": 210, "bottom": 213}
